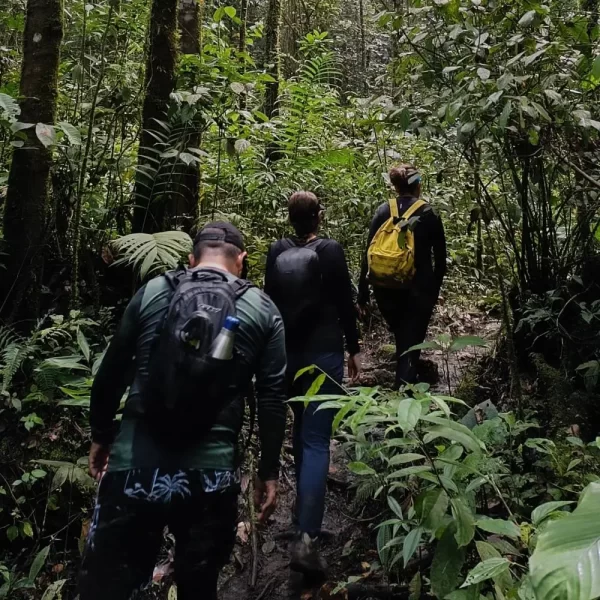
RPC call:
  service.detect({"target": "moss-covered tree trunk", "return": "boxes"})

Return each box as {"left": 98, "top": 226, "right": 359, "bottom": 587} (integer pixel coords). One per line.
{"left": 132, "top": 0, "right": 179, "bottom": 233}
{"left": 1, "top": 0, "right": 63, "bottom": 327}
{"left": 173, "top": 0, "right": 201, "bottom": 231}
{"left": 263, "top": 0, "right": 282, "bottom": 120}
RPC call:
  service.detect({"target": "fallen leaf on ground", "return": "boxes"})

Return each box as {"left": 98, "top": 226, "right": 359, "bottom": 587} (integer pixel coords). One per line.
{"left": 236, "top": 521, "right": 250, "bottom": 544}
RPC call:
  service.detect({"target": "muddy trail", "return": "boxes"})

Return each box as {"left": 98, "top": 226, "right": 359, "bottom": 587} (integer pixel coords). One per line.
{"left": 212, "top": 308, "right": 500, "bottom": 600}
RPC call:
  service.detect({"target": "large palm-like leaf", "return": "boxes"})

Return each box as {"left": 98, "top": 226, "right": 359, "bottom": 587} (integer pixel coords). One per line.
{"left": 112, "top": 231, "right": 193, "bottom": 279}
{"left": 529, "top": 482, "right": 600, "bottom": 600}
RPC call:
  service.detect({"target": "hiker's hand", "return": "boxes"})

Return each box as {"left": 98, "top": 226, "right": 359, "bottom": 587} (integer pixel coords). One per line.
{"left": 89, "top": 442, "right": 110, "bottom": 482}
{"left": 348, "top": 353, "right": 362, "bottom": 382}
{"left": 254, "top": 478, "right": 278, "bottom": 524}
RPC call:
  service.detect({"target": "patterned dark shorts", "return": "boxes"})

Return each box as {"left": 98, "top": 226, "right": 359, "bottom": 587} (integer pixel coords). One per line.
{"left": 78, "top": 468, "right": 240, "bottom": 600}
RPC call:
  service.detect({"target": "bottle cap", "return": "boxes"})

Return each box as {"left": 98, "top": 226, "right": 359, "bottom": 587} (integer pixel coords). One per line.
{"left": 224, "top": 316, "right": 240, "bottom": 331}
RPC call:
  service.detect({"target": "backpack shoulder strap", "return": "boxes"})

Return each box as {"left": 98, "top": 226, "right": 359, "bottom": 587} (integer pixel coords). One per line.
{"left": 402, "top": 199, "right": 427, "bottom": 220}
{"left": 389, "top": 198, "right": 400, "bottom": 220}
{"left": 229, "top": 278, "right": 255, "bottom": 300}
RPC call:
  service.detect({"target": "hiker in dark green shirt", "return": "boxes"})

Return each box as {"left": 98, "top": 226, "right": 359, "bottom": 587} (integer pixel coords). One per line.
{"left": 78, "top": 222, "right": 287, "bottom": 600}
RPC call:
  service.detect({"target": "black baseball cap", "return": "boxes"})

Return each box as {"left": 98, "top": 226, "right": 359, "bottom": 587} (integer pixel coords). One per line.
{"left": 193, "top": 221, "right": 245, "bottom": 252}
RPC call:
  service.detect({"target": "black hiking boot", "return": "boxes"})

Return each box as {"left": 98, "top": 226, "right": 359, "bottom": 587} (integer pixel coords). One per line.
{"left": 289, "top": 533, "right": 328, "bottom": 581}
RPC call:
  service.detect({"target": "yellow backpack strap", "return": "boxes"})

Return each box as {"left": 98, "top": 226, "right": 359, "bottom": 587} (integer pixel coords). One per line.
{"left": 389, "top": 198, "right": 399, "bottom": 220}
{"left": 401, "top": 199, "right": 427, "bottom": 221}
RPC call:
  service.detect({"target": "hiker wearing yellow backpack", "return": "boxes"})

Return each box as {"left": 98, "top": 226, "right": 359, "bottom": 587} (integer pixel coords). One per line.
{"left": 357, "top": 164, "right": 447, "bottom": 389}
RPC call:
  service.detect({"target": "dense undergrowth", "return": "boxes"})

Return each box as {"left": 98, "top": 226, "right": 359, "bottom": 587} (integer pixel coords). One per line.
{"left": 1, "top": 0, "right": 600, "bottom": 598}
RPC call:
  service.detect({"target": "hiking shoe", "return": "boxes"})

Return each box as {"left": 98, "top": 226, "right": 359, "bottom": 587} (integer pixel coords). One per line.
{"left": 290, "top": 533, "right": 328, "bottom": 580}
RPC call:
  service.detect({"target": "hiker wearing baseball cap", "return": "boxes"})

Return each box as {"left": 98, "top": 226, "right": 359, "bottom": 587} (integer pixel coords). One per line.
{"left": 79, "top": 221, "right": 287, "bottom": 600}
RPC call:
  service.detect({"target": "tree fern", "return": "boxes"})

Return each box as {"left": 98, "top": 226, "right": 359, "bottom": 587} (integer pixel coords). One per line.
{"left": 112, "top": 231, "right": 193, "bottom": 279}
{"left": 277, "top": 49, "right": 341, "bottom": 160}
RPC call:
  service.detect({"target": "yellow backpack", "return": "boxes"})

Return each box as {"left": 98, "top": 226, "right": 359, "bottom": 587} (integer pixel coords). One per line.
{"left": 367, "top": 198, "right": 427, "bottom": 287}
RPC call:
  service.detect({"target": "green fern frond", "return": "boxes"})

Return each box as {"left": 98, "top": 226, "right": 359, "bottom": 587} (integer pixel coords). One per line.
{"left": 0, "top": 326, "right": 18, "bottom": 353}
{"left": 1, "top": 341, "right": 31, "bottom": 394}
{"left": 353, "top": 476, "right": 381, "bottom": 508}
{"left": 112, "top": 231, "right": 193, "bottom": 280}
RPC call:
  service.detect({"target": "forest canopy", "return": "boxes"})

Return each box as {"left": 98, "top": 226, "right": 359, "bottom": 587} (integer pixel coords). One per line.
{"left": 1, "top": 0, "right": 600, "bottom": 598}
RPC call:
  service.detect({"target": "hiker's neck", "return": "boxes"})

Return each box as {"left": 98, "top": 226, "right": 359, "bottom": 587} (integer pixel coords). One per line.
{"left": 193, "top": 260, "right": 237, "bottom": 276}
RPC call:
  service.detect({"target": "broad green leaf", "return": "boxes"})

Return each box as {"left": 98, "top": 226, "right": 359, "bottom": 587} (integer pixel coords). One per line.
{"left": 404, "top": 341, "right": 441, "bottom": 354}
{"left": 476, "top": 517, "right": 521, "bottom": 540}
{"left": 388, "top": 495, "right": 404, "bottom": 519}
{"left": 397, "top": 398, "right": 422, "bottom": 433}
{"left": 449, "top": 336, "right": 487, "bottom": 352}
{"left": 418, "top": 488, "right": 449, "bottom": 531}
{"left": 593, "top": 56, "right": 600, "bottom": 79}
{"left": 58, "top": 121, "right": 81, "bottom": 145}
{"left": 431, "top": 525, "right": 466, "bottom": 598}
{"left": 387, "top": 465, "right": 432, "bottom": 479}
{"left": 423, "top": 424, "right": 483, "bottom": 453}
{"left": 431, "top": 396, "right": 451, "bottom": 418}
{"left": 35, "top": 123, "right": 56, "bottom": 147}
{"left": 348, "top": 462, "right": 376, "bottom": 476}
{"left": 403, "top": 527, "right": 423, "bottom": 567}
{"left": 332, "top": 395, "right": 359, "bottom": 433}
{"left": 40, "top": 356, "right": 90, "bottom": 371}
{"left": 11, "top": 122, "right": 33, "bottom": 133}
{"left": 22, "top": 521, "right": 34, "bottom": 538}
{"left": 306, "top": 373, "right": 326, "bottom": 397}
{"left": 462, "top": 558, "right": 511, "bottom": 587}
{"left": 41, "top": 580, "right": 67, "bottom": 600}
{"left": 234, "top": 139, "right": 251, "bottom": 154}
{"left": 499, "top": 101, "right": 512, "bottom": 129}
{"left": 77, "top": 328, "right": 90, "bottom": 362}
{"left": 531, "top": 501, "right": 574, "bottom": 526}
{"left": 29, "top": 545, "right": 50, "bottom": 581}
{"left": 446, "top": 586, "right": 481, "bottom": 599}
{"left": 518, "top": 10, "right": 536, "bottom": 27}
{"left": 476, "top": 541, "right": 514, "bottom": 591}
{"left": 530, "top": 482, "right": 600, "bottom": 599}
{"left": 294, "top": 365, "right": 315, "bottom": 381}
{"left": 7, "top": 525, "right": 18, "bottom": 542}
{"left": 224, "top": 6, "right": 236, "bottom": 18}
{"left": 388, "top": 453, "right": 426, "bottom": 466}
{"left": 451, "top": 498, "right": 475, "bottom": 547}
{"left": 377, "top": 523, "right": 393, "bottom": 567}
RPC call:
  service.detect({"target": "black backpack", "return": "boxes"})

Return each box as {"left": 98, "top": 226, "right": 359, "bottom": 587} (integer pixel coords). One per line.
{"left": 145, "top": 268, "right": 253, "bottom": 443}
{"left": 270, "top": 238, "right": 323, "bottom": 337}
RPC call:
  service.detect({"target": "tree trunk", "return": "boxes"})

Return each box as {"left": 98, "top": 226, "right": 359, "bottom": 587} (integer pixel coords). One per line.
{"left": 1, "top": 0, "right": 63, "bottom": 327}
{"left": 359, "top": 0, "right": 367, "bottom": 93}
{"left": 174, "top": 0, "right": 201, "bottom": 231}
{"left": 263, "top": 0, "right": 282, "bottom": 120}
{"left": 132, "top": 0, "right": 179, "bottom": 233}
{"left": 179, "top": 0, "right": 199, "bottom": 54}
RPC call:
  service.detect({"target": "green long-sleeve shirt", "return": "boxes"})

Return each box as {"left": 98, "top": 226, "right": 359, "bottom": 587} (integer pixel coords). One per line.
{"left": 90, "top": 268, "right": 288, "bottom": 481}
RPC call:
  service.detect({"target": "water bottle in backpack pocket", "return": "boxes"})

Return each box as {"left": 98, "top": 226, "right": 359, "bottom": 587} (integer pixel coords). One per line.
{"left": 144, "top": 269, "right": 253, "bottom": 444}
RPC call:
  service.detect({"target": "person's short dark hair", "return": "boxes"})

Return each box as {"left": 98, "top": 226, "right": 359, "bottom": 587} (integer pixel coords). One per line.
{"left": 288, "top": 191, "right": 323, "bottom": 238}
{"left": 193, "top": 221, "right": 245, "bottom": 261}
{"left": 389, "top": 163, "right": 421, "bottom": 196}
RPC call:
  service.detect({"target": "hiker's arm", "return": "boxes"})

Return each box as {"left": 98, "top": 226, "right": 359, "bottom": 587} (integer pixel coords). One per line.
{"left": 432, "top": 211, "right": 447, "bottom": 290}
{"left": 254, "top": 312, "right": 287, "bottom": 481}
{"left": 358, "top": 205, "right": 388, "bottom": 305}
{"left": 326, "top": 242, "right": 360, "bottom": 356}
{"left": 89, "top": 286, "right": 144, "bottom": 445}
